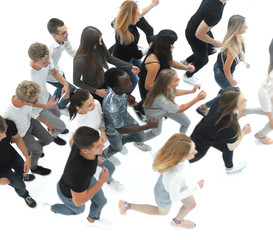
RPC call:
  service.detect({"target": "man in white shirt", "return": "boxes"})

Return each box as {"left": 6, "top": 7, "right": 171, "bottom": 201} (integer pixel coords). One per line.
{"left": 47, "top": 18, "right": 76, "bottom": 109}
{"left": 28, "top": 42, "right": 69, "bottom": 145}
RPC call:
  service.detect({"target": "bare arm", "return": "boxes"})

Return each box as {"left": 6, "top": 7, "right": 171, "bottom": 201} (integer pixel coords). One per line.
{"left": 51, "top": 68, "right": 70, "bottom": 99}
{"left": 223, "top": 49, "right": 238, "bottom": 86}
{"left": 141, "top": 0, "right": 159, "bottom": 16}
{"left": 177, "top": 90, "right": 206, "bottom": 113}
{"left": 227, "top": 124, "right": 251, "bottom": 151}
{"left": 71, "top": 167, "right": 109, "bottom": 206}
{"left": 145, "top": 62, "right": 160, "bottom": 90}
{"left": 195, "top": 20, "right": 222, "bottom": 47}
{"left": 11, "top": 133, "right": 31, "bottom": 175}
{"left": 36, "top": 115, "right": 56, "bottom": 135}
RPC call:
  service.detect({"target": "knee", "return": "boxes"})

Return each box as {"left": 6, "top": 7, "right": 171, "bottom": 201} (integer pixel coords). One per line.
{"left": 185, "top": 200, "right": 197, "bottom": 211}
{"left": 75, "top": 205, "right": 85, "bottom": 214}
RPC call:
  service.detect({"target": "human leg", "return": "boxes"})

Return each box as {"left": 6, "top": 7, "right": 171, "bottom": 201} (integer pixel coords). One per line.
{"left": 102, "top": 133, "right": 123, "bottom": 158}
{"left": 98, "top": 155, "right": 115, "bottom": 181}
{"left": 169, "top": 112, "right": 191, "bottom": 134}
{"left": 51, "top": 182, "right": 85, "bottom": 215}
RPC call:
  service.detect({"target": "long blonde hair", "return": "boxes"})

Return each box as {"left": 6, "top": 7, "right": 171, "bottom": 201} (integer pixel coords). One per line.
{"left": 114, "top": 1, "right": 138, "bottom": 45}
{"left": 221, "top": 15, "right": 246, "bottom": 64}
{"left": 153, "top": 133, "right": 192, "bottom": 173}
{"left": 144, "top": 68, "right": 177, "bottom": 109}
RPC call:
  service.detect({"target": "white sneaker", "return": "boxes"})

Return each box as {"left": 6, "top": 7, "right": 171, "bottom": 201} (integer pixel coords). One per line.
{"left": 60, "top": 108, "right": 70, "bottom": 117}
{"left": 108, "top": 179, "right": 125, "bottom": 192}
{"left": 226, "top": 162, "right": 247, "bottom": 174}
{"left": 183, "top": 74, "right": 202, "bottom": 86}
{"left": 133, "top": 142, "right": 151, "bottom": 151}
{"left": 120, "top": 145, "right": 128, "bottom": 155}
{"left": 86, "top": 219, "right": 112, "bottom": 229}
{"left": 42, "top": 203, "right": 58, "bottom": 216}
{"left": 109, "top": 156, "right": 121, "bottom": 166}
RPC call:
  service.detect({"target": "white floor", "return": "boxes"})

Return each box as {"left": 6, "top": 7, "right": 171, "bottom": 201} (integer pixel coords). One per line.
{"left": 1, "top": 0, "right": 273, "bottom": 239}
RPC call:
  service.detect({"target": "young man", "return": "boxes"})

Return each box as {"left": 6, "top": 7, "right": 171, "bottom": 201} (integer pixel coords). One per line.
{"left": 3, "top": 81, "right": 54, "bottom": 175}
{"left": 46, "top": 127, "right": 111, "bottom": 229}
{"left": 47, "top": 18, "right": 76, "bottom": 110}
{"left": 183, "top": 0, "right": 227, "bottom": 85}
{"left": 28, "top": 42, "right": 69, "bottom": 145}
{"left": 102, "top": 68, "right": 158, "bottom": 159}
{"left": 0, "top": 115, "right": 36, "bottom": 208}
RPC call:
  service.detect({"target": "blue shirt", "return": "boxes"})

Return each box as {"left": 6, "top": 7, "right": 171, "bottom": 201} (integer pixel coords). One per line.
{"left": 102, "top": 88, "right": 129, "bottom": 136}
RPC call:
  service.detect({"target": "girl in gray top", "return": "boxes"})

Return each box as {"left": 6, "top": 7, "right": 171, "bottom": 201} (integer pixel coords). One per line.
{"left": 144, "top": 69, "right": 206, "bottom": 138}
{"left": 73, "top": 26, "right": 139, "bottom": 103}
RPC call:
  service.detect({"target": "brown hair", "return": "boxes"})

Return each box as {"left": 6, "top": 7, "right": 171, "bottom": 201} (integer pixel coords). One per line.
{"left": 28, "top": 42, "right": 49, "bottom": 62}
{"left": 16, "top": 81, "right": 41, "bottom": 101}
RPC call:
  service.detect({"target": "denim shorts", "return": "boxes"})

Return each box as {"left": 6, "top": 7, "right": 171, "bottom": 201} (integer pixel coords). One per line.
{"left": 154, "top": 175, "right": 172, "bottom": 208}
{"left": 213, "top": 62, "right": 233, "bottom": 90}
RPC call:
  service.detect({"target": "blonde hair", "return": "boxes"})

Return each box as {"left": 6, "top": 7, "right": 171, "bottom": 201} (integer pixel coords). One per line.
{"left": 0, "top": 115, "right": 7, "bottom": 134}
{"left": 114, "top": 1, "right": 138, "bottom": 45}
{"left": 16, "top": 81, "right": 41, "bottom": 101}
{"left": 153, "top": 133, "right": 192, "bottom": 173}
{"left": 28, "top": 42, "right": 49, "bottom": 62}
{"left": 221, "top": 15, "right": 246, "bottom": 64}
{"left": 144, "top": 68, "right": 177, "bottom": 109}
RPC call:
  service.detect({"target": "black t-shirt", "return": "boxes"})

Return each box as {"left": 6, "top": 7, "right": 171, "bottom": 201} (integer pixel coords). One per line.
{"left": 192, "top": 98, "right": 238, "bottom": 145}
{"left": 0, "top": 119, "right": 19, "bottom": 174}
{"left": 113, "top": 25, "right": 142, "bottom": 61}
{"left": 186, "top": 0, "right": 226, "bottom": 35}
{"left": 217, "top": 43, "right": 245, "bottom": 74}
{"left": 59, "top": 144, "right": 98, "bottom": 198}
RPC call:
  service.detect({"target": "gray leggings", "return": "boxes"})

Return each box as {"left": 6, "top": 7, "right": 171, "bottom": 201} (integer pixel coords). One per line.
{"left": 145, "top": 112, "right": 191, "bottom": 141}
{"left": 245, "top": 107, "right": 273, "bottom": 137}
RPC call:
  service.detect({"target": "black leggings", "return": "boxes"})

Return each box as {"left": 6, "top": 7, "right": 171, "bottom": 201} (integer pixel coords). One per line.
{"left": 136, "top": 17, "right": 154, "bottom": 43}
{"left": 185, "top": 30, "right": 217, "bottom": 78}
{"left": 189, "top": 130, "right": 234, "bottom": 169}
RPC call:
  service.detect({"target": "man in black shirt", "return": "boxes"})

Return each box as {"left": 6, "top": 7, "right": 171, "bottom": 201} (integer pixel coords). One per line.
{"left": 0, "top": 116, "right": 36, "bottom": 208}
{"left": 183, "top": 0, "right": 227, "bottom": 85}
{"left": 47, "top": 126, "right": 110, "bottom": 228}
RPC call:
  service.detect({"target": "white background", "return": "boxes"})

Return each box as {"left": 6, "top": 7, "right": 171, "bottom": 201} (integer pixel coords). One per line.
{"left": 1, "top": 0, "right": 273, "bottom": 239}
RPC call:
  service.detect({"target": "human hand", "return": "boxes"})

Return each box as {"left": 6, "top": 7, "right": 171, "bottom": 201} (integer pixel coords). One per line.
{"left": 229, "top": 79, "right": 238, "bottom": 86}
{"left": 198, "top": 180, "right": 204, "bottom": 189}
{"left": 152, "top": 0, "right": 159, "bottom": 7}
{"left": 196, "top": 90, "right": 206, "bottom": 100}
{"left": 131, "top": 66, "right": 140, "bottom": 75}
{"left": 213, "top": 40, "right": 222, "bottom": 48}
{"left": 0, "top": 178, "right": 10, "bottom": 185}
{"left": 96, "top": 89, "right": 107, "bottom": 98}
{"left": 98, "top": 156, "right": 106, "bottom": 165}
{"left": 47, "top": 123, "right": 56, "bottom": 135}
{"left": 246, "top": 62, "right": 250, "bottom": 68}
{"left": 127, "top": 94, "right": 136, "bottom": 106}
{"left": 192, "top": 84, "right": 201, "bottom": 93}
{"left": 23, "top": 158, "right": 31, "bottom": 175}
{"left": 147, "top": 117, "right": 159, "bottom": 129}
{"left": 101, "top": 133, "right": 107, "bottom": 144}
{"left": 99, "top": 167, "right": 109, "bottom": 183}
{"left": 45, "top": 96, "right": 58, "bottom": 109}
{"left": 242, "top": 123, "right": 251, "bottom": 135}
{"left": 187, "top": 65, "right": 195, "bottom": 73}
{"left": 61, "top": 83, "right": 70, "bottom": 99}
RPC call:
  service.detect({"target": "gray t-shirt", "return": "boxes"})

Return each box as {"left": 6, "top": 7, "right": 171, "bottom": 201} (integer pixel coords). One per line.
{"left": 145, "top": 88, "right": 179, "bottom": 120}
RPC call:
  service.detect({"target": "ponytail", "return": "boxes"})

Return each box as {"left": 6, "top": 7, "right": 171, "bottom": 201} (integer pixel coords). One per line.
{"left": 68, "top": 89, "right": 90, "bottom": 120}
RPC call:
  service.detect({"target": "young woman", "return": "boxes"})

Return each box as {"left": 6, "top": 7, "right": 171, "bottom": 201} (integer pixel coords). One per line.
{"left": 197, "top": 15, "right": 250, "bottom": 116}
{"left": 242, "top": 39, "right": 273, "bottom": 144}
{"left": 143, "top": 69, "right": 206, "bottom": 139}
{"left": 73, "top": 26, "right": 139, "bottom": 104}
{"left": 119, "top": 133, "right": 204, "bottom": 229}
{"left": 112, "top": 1, "right": 144, "bottom": 90}
{"left": 133, "top": 29, "right": 195, "bottom": 121}
{"left": 68, "top": 89, "right": 124, "bottom": 191}
{"left": 190, "top": 87, "right": 251, "bottom": 173}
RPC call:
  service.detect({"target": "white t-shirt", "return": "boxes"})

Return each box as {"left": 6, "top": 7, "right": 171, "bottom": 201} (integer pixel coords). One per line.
{"left": 2, "top": 103, "right": 39, "bottom": 137}
{"left": 258, "top": 70, "right": 273, "bottom": 112}
{"left": 47, "top": 40, "right": 76, "bottom": 83}
{"left": 162, "top": 160, "right": 200, "bottom": 202}
{"left": 30, "top": 63, "right": 54, "bottom": 113}
{"left": 69, "top": 100, "right": 105, "bottom": 139}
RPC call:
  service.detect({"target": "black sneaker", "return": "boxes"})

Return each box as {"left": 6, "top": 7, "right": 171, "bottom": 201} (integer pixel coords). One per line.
{"left": 31, "top": 166, "right": 51, "bottom": 176}
{"left": 61, "top": 128, "right": 69, "bottom": 134}
{"left": 54, "top": 136, "right": 66, "bottom": 145}
{"left": 133, "top": 106, "right": 147, "bottom": 122}
{"left": 23, "top": 174, "right": 35, "bottom": 182}
{"left": 24, "top": 195, "right": 37, "bottom": 208}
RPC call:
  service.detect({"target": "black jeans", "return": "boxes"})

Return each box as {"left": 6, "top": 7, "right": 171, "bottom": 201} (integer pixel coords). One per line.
{"left": 189, "top": 129, "right": 234, "bottom": 169}
{"left": 185, "top": 30, "right": 216, "bottom": 77}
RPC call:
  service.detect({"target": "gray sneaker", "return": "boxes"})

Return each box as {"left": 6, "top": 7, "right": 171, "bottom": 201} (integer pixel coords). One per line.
{"left": 109, "top": 156, "right": 121, "bottom": 166}
{"left": 133, "top": 142, "right": 151, "bottom": 151}
{"left": 226, "top": 162, "right": 247, "bottom": 174}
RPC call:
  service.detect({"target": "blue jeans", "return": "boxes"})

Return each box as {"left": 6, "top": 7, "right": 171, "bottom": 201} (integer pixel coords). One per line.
{"left": 52, "top": 179, "right": 107, "bottom": 220}
{"left": 47, "top": 74, "right": 76, "bottom": 109}
{"left": 205, "top": 62, "right": 233, "bottom": 108}
{"left": 118, "top": 58, "right": 142, "bottom": 92}
{"left": 0, "top": 154, "right": 29, "bottom": 198}
{"left": 102, "top": 115, "right": 146, "bottom": 158}
{"left": 98, "top": 154, "right": 115, "bottom": 182}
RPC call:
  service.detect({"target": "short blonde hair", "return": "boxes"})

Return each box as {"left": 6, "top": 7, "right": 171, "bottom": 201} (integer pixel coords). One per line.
{"left": 16, "top": 80, "right": 41, "bottom": 101}
{"left": 28, "top": 42, "right": 49, "bottom": 62}
{"left": 153, "top": 133, "right": 192, "bottom": 173}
